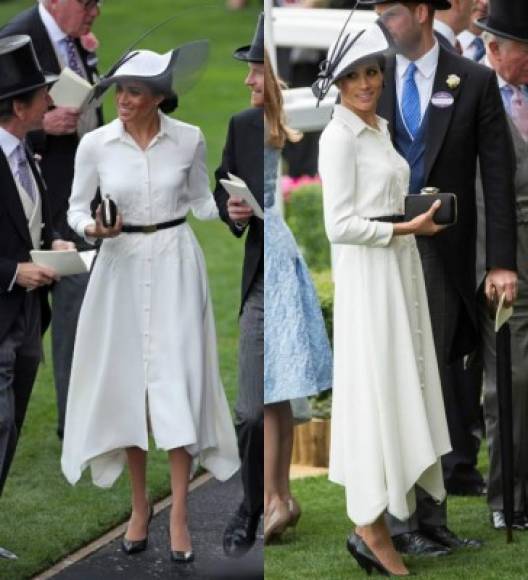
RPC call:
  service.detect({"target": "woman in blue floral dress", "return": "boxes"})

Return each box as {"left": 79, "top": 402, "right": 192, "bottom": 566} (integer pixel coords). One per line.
{"left": 264, "top": 50, "right": 332, "bottom": 543}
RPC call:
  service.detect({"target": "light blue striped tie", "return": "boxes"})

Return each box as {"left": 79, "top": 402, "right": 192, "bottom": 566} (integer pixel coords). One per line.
{"left": 402, "top": 62, "right": 421, "bottom": 140}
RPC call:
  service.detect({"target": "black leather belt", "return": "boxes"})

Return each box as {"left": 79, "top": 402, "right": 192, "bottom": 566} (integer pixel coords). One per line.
{"left": 121, "top": 217, "right": 186, "bottom": 234}
{"left": 369, "top": 215, "right": 404, "bottom": 223}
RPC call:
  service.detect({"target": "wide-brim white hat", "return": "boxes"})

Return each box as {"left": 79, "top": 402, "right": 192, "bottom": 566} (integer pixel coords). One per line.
{"left": 313, "top": 23, "right": 392, "bottom": 103}
{"left": 95, "top": 39, "right": 209, "bottom": 100}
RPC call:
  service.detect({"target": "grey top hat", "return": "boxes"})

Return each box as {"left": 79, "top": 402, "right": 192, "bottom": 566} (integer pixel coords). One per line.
{"left": 475, "top": 0, "right": 528, "bottom": 44}
{"left": 359, "top": 0, "right": 452, "bottom": 10}
{"left": 0, "top": 35, "right": 57, "bottom": 100}
{"left": 233, "top": 12, "right": 264, "bottom": 63}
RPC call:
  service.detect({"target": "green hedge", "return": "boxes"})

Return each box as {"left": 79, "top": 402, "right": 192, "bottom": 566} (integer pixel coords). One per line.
{"left": 311, "top": 269, "right": 334, "bottom": 419}
{"left": 285, "top": 184, "right": 331, "bottom": 272}
{"left": 312, "top": 269, "right": 333, "bottom": 341}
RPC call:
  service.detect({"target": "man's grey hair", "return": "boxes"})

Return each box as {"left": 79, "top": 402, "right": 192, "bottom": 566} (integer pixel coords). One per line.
{"left": 481, "top": 31, "right": 510, "bottom": 48}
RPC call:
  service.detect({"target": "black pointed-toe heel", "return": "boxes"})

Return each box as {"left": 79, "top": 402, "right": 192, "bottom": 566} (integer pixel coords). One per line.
{"left": 121, "top": 504, "right": 154, "bottom": 555}
{"left": 170, "top": 549, "right": 195, "bottom": 563}
{"left": 347, "top": 534, "right": 389, "bottom": 576}
{"left": 346, "top": 534, "right": 412, "bottom": 577}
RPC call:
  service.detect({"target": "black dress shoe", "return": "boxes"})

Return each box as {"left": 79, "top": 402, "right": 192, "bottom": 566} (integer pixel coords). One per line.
{"left": 223, "top": 503, "right": 261, "bottom": 558}
{"left": 490, "top": 511, "right": 528, "bottom": 531}
{"left": 421, "top": 525, "right": 482, "bottom": 549}
{"left": 171, "top": 549, "right": 195, "bottom": 563}
{"left": 121, "top": 504, "right": 154, "bottom": 555}
{"left": 392, "top": 532, "right": 450, "bottom": 557}
{"left": 445, "top": 480, "right": 487, "bottom": 497}
{"left": 0, "top": 546, "right": 17, "bottom": 560}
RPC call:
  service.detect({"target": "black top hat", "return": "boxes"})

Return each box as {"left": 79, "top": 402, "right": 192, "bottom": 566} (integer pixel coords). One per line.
{"left": 0, "top": 35, "right": 58, "bottom": 101}
{"left": 233, "top": 12, "right": 264, "bottom": 63}
{"left": 359, "top": 0, "right": 452, "bottom": 10}
{"left": 475, "top": 0, "right": 528, "bottom": 44}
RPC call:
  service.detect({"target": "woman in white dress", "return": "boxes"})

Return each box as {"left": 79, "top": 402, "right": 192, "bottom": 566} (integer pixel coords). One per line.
{"left": 315, "top": 23, "right": 452, "bottom": 576}
{"left": 61, "top": 45, "right": 240, "bottom": 563}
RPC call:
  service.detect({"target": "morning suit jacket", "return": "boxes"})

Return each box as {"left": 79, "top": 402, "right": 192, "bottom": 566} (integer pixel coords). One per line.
{"left": 0, "top": 149, "right": 57, "bottom": 344}
{"left": 214, "top": 107, "right": 264, "bottom": 310}
{"left": 378, "top": 47, "right": 517, "bottom": 359}
{"left": 0, "top": 6, "right": 103, "bottom": 244}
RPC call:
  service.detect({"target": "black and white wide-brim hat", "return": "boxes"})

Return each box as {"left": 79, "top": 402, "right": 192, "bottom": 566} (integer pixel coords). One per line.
{"left": 313, "top": 23, "right": 392, "bottom": 103}
{"left": 95, "top": 40, "right": 210, "bottom": 101}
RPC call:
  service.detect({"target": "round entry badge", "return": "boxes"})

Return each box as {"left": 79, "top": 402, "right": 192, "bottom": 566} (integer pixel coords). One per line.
{"left": 431, "top": 91, "right": 454, "bottom": 108}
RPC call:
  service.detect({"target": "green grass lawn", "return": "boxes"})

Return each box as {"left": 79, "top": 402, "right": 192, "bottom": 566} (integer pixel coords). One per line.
{"left": 0, "top": 1, "right": 259, "bottom": 578}
{"left": 266, "top": 447, "right": 528, "bottom": 580}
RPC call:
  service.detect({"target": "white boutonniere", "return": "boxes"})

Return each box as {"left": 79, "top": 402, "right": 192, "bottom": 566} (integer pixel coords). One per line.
{"left": 446, "top": 74, "right": 461, "bottom": 89}
{"left": 33, "top": 153, "right": 43, "bottom": 175}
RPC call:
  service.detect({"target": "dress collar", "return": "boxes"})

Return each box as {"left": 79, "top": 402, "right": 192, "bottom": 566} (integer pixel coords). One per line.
{"left": 333, "top": 104, "right": 388, "bottom": 137}
{"left": 103, "top": 111, "right": 178, "bottom": 147}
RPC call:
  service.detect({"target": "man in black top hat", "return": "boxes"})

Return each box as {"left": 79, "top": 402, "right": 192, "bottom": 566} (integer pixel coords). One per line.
{"left": 214, "top": 13, "right": 264, "bottom": 559}
{"left": 0, "top": 35, "right": 73, "bottom": 561}
{"left": 0, "top": 0, "right": 103, "bottom": 441}
{"left": 360, "top": 0, "right": 517, "bottom": 556}
{"left": 474, "top": 0, "right": 528, "bottom": 531}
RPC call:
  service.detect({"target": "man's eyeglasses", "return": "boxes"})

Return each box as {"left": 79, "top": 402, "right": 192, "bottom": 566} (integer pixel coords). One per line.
{"left": 77, "top": 0, "right": 103, "bottom": 9}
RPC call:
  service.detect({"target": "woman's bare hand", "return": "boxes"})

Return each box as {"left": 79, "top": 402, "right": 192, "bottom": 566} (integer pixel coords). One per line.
{"left": 85, "top": 206, "right": 123, "bottom": 239}
{"left": 393, "top": 200, "right": 446, "bottom": 237}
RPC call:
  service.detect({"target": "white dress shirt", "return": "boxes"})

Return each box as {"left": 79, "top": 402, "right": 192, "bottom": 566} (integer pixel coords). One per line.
{"left": 395, "top": 41, "right": 440, "bottom": 120}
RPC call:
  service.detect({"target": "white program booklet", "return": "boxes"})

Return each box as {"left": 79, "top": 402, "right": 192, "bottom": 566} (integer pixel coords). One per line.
{"left": 220, "top": 172, "right": 264, "bottom": 220}
{"left": 49, "top": 67, "right": 95, "bottom": 110}
{"left": 30, "top": 249, "right": 96, "bottom": 277}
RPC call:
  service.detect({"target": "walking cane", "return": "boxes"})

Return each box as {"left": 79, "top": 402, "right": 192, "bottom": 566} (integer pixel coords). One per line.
{"left": 495, "top": 294, "right": 515, "bottom": 543}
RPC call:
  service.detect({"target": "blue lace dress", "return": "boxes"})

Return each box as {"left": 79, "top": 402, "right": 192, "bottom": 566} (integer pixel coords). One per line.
{"left": 264, "top": 144, "right": 332, "bottom": 404}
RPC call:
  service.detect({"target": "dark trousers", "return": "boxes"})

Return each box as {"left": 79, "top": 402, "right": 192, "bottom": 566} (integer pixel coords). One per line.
{"left": 51, "top": 272, "right": 89, "bottom": 435}
{"left": 480, "top": 282, "right": 528, "bottom": 512}
{"left": 236, "top": 272, "right": 264, "bottom": 517}
{"left": 387, "top": 237, "right": 480, "bottom": 534}
{"left": 0, "top": 291, "right": 41, "bottom": 496}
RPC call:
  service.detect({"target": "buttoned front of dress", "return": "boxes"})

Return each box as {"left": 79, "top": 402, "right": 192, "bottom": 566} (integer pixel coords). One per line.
{"left": 62, "top": 113, "right": 240, "bottom": 488}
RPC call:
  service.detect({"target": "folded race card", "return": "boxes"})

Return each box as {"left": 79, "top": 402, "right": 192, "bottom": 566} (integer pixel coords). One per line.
{"left": 495, "top": 292, "right": 513, "bottom": 332}
{"left": 30, "top": 249, "right": 96, "bottom": 277}
{"left": 220, "top": 172, "right": 263, "bottom": 220}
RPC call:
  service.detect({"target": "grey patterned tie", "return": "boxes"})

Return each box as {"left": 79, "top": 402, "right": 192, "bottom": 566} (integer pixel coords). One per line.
{"left": 62, "top": 36, "right": 85, "bottom": 77}
{"left": 15, "top": 144, "right": 36, "bottom": 203}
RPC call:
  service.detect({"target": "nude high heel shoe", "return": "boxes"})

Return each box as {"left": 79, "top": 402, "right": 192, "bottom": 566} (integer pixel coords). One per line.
{"left": 264, "top": 500, "right": 290, "bottom": 544}
{"left": 287, "top": 496, "right": 302, "bottom": 528}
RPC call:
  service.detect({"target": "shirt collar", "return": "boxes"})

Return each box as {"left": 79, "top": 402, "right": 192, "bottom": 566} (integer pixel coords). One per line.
{"left": 333, "top": 104, "right": 388, "bottom": 137}
{"left": 396, "top": 40, "right": 439, "bottom": 81}
{"left": 433, "top": 20, "right": 457, "bottom": 47}
{"left": 39, "top": 2, "right": 68, "bottom": 44}
{"left": 457, "top": 29, "right": 476, "bottom": 51}
{"left": 103, "top": 112, "right": 178, "bottom": 145}
{"left": 0, "top": 127, "right": 23, "bottom": 161}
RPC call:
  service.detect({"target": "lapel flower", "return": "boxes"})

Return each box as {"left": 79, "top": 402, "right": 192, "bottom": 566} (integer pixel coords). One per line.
{"left": 446, "top": 74, "right": 461, "bottom": 89}
{"left": 80, "top": 32, "right": 99, "bottom": 53}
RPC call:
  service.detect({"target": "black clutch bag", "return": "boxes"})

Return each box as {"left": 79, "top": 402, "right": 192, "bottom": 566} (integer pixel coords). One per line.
{"left": 101, "top": 195, "right": 117, "bottom": 228}
{"left": 404, "top": 188, "right": 457, "bottom": 226}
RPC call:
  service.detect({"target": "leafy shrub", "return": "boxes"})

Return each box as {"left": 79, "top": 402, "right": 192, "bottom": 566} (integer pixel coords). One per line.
{"left": 285, "top": 184, "right": 331, "bottom": 272}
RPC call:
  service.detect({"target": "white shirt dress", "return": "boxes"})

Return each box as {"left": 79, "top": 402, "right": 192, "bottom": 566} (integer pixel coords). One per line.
{"left": 61, "top": 113, "right": 240, "bottom": 487}
{"left": 319, "top": 105, "right": 451, "bottom": 526}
